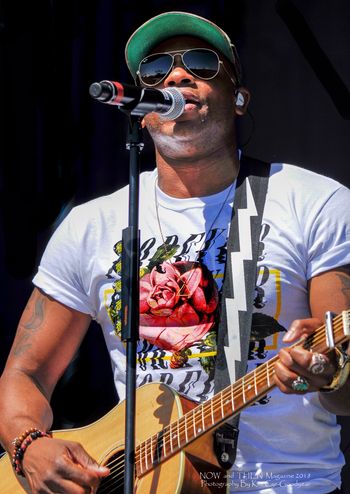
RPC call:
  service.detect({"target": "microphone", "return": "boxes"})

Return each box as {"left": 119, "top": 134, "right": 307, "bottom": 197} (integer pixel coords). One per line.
{"left": 89, "top": 80, "right": 185, "bottom": 120}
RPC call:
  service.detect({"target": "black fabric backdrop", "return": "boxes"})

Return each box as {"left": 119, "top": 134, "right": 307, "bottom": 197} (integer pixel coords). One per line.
{"left": 1, "top": 0, "right": 349, "bottom": 488}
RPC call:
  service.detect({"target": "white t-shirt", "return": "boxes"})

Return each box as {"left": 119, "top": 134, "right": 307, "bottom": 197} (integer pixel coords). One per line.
{"left": 33, "top": 163, "right": 350, "bottom": 494}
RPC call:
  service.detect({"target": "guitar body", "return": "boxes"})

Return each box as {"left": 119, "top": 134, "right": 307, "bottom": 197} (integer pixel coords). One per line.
{"left": 0, "top": 382, "right": 227, "bottom": 494}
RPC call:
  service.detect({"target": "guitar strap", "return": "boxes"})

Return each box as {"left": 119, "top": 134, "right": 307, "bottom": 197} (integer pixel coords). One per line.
{"left": 214, "top": 155, "right": 271, "bottom": 469}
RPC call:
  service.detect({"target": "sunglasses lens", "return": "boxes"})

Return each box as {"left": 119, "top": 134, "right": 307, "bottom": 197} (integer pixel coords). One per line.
{"left": 139, "top": 49, "right": 220, "bottom": 85}
{"left": 183, "top": 49, "right": 219, "bottom": 79}
{"left": 139, "top": 53, "right": 173, "bottom": 86}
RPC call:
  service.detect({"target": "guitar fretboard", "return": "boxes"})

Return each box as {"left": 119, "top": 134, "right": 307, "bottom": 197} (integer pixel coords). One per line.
{"left": 135, "top": 310, "right": 350, "bottom": 476}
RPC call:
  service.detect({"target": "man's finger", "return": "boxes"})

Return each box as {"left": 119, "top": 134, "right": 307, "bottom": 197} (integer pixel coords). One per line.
{"left": 283, "top": 317, "right": 323, "bottom": 343}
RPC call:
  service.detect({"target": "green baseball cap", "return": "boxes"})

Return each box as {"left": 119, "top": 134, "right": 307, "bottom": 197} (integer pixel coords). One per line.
{"left": 125, "top": 11, "right": 242, "bottom": 85}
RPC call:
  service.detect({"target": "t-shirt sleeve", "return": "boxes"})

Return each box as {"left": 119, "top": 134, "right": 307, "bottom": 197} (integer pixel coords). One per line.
{"left": 32, "top": 207, "right": 97, "bottom": 317}
{"left": 306, "top": 185, "right": 350, "bottom": 279}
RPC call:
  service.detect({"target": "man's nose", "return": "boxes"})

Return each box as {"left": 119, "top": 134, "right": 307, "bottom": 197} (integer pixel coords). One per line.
{"left": 163, "top": 56, "right": 195, "bottom": 86}
{"left": 164, "top": 66, "right": 195, "bottom": 86}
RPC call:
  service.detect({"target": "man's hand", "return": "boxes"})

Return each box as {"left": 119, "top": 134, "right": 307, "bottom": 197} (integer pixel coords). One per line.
{"left": 274, "top": 318, "right": 337, "bottom": 394}
{"left": 22, "top": 437, "right": 109, "bottom": 494}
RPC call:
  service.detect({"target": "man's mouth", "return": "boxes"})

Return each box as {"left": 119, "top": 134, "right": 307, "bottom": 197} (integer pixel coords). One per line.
{"left": 181, "top": 91, "right": 201, "bottom": 111}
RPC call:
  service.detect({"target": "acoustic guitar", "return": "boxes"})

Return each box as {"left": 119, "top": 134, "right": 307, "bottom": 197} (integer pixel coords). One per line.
{"left": 1, "top": 311, "right": 349, "bottom": 493}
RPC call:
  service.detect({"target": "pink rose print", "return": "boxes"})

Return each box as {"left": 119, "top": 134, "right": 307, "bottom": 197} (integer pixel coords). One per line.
{"left": 139, "top": 261, "right": 219, "bottom": 351}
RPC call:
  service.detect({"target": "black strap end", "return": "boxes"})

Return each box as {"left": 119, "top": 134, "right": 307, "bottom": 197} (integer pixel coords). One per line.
{"left": 214, "top": 424, "right": 239, "bottom": 470}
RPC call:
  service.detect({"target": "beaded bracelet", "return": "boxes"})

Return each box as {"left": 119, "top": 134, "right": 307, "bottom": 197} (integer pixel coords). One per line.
{"left": 12, "top": 428, "right": 52, "bottom": 476}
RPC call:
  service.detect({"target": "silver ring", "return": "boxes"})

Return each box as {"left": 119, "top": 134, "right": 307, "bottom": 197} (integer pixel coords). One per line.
{"left": 308, "top": 352, "right": 327, "bottom": 375}
{"left": 292, "top": 375, "right": 310, "bottom": 392}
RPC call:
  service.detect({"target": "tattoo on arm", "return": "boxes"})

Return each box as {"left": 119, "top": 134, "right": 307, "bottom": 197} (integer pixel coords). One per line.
{"left": 24, "top": 294, "right": 45, "bottom": 330}
{"left": 336, "top": 272, "right": 350, "bottom": 305}
{"left": 12, "top": 291, "right": 47, "bottom": 357}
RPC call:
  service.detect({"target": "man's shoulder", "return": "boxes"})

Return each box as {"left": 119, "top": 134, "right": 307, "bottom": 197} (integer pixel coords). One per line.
{"left": 270, "top": 162, "right": 346, "bottom": 194}
{"left": 265, "top": 163, "right": 350, "bottom": 223}
{"left": 49, "top": 170, "right": 156, "bottom": 239}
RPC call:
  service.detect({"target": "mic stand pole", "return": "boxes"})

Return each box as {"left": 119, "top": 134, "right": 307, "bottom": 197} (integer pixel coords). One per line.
{"left": 121, "top": 114, "right": 143, "bottom": 494}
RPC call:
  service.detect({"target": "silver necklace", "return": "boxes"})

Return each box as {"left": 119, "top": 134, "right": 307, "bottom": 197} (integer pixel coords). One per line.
{"left": 154, "top": 176, "right": 234, "bottom": 263}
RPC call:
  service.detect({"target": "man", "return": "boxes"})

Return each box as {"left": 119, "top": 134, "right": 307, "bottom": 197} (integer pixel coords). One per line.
{"left": 1, "top": 11, "right": 350, "bottom": 494}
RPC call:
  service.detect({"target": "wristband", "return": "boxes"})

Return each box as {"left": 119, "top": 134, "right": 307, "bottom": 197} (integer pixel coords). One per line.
{"left": 319, "top": 346, "right": 350, "bottom": 393}
{"left": 11, "top": 428, "right": 52, "bottom": 476}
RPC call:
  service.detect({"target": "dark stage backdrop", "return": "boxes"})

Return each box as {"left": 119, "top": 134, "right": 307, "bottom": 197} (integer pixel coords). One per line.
{"left": 1, "top": 0, "right": 350, "bottom": 488}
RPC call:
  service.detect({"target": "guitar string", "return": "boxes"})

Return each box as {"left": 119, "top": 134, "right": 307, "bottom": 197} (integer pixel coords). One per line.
{"left": 96, "top": 318, "right": 346, "bottom": 492}
{"left": 98, "top": 474, "right": 123, "bottom": 494}
{"left": 98, "top": 471, "right": 124, "bottom": 494}
{"left": 95, "top": 317, "right": 347, "bottom": 489}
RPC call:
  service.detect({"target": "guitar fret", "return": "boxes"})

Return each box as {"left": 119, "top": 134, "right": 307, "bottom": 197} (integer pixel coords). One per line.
{"left": 169, "top": 422, "right": 174, "bottom": 453}
{"left": 220, "top": 392, "right": 225, "bottom": 418}
{"left": 146, "top": 443, "right": 151, "bottom": 471}
{"left": 135, "top": 446, "right": 140, "bottom": 473}
{"left": 150, "top": 435, "right": 155, "bottom": 465}
{"left": 247, "top": 378, "right": 252, "bottom": 392}
{"left": 136, "top": 444, "right": 142, "bottom": 475}
{"left": 137, "top": 443, "right": 141, "bottom": 470}
{"left": 167, "top": 418, "right": 182, "bottom": 453}
{"left": 201, "top": 404, "right": 205, "bottom": 431}
{"left": 266, "top": 360, "right": 271, "bottom": 387}
{"left": 193, "top": 408, "right": 203, "bottom": 435}
{"left": 254, "top": 369, "right": 258, "bottom": 396}
{"left": 211, "top": 396, "right": 215, "bottom": 420}
{"left": 143, "top": 439, "right": 148, "bottom": 473}
{"left": 184, "top": 413, "right": 189, "bottom": 443}
{"left": 225, "top": 392, "right": 231, "bottom": 415}
{"left": 210, "top": 397, "right": 215, "bottom": 424}
{"left": 176, "top": 419, "right": 181, "bottom": 449}
{"left": 154, "top": 431, "right": 164, "bottom": 463}
{"left": 242, "top": 376, "right": 246, "bottom": 404}
{"left": 192, "top": 409, "right": 197, "bottom": 437}
{"left": 135, "top": 444, "right": 141, "bottom": 474}
{"left": 231, "top": 385, "right": 235, "bottom": 412}
{"left": 162, "top": 429, "right": 167, "bottom": 459}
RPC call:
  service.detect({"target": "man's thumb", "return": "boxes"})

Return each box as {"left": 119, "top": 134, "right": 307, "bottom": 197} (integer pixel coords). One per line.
{"left": 69, "top": 442, "right": 110, "bottom": 475}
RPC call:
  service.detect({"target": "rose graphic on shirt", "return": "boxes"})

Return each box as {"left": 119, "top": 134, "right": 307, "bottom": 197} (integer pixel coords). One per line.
{"left": 139, "top": 261, "right": 219, "bottom": 352}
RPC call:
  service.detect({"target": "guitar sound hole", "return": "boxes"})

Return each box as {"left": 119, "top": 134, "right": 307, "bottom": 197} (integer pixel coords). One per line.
{"left": 97, "top": 449, "right": 125, "bottom": 494}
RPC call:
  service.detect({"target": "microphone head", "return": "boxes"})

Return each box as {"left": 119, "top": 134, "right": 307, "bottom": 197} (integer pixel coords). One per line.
{"left": 159, "top": 88, "right": 185, "bottom": 120}
{"left": 89, "top": 82, "right": 103, "bottom": 99}
{"left": 89, "top": 81, "right": 115, "bottom": 102}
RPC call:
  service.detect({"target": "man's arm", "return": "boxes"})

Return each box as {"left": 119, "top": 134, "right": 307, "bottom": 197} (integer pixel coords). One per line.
{"left": 274, "top": 265, "right": 350, "bottom": 415}
{"left": 0, "top": 287, "right": 109, "bottom": 493}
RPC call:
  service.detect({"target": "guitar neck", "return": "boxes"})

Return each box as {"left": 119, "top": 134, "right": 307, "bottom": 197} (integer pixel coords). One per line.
{"left": 135, "top": 310, "right": 350, "bottom": 476}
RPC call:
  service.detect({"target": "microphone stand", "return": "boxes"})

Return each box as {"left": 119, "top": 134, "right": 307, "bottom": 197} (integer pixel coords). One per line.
{"left": 89, "top": 83, "right": 184, "bottom": 494}
{"left": 120, "top": 113, "right": 143, "bottom": 494}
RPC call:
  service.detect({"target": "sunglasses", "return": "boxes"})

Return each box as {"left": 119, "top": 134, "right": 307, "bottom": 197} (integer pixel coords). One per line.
{"left": 137, "top": 48, "right": 235, "bottom": 87}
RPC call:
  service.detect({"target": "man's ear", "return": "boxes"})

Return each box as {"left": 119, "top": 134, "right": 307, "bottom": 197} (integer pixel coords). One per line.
{"left": 234, "top": 87, "right": 250, "bottom": 116}
{"left": 141, "top": 117, "right": 146, "bottom": 128}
